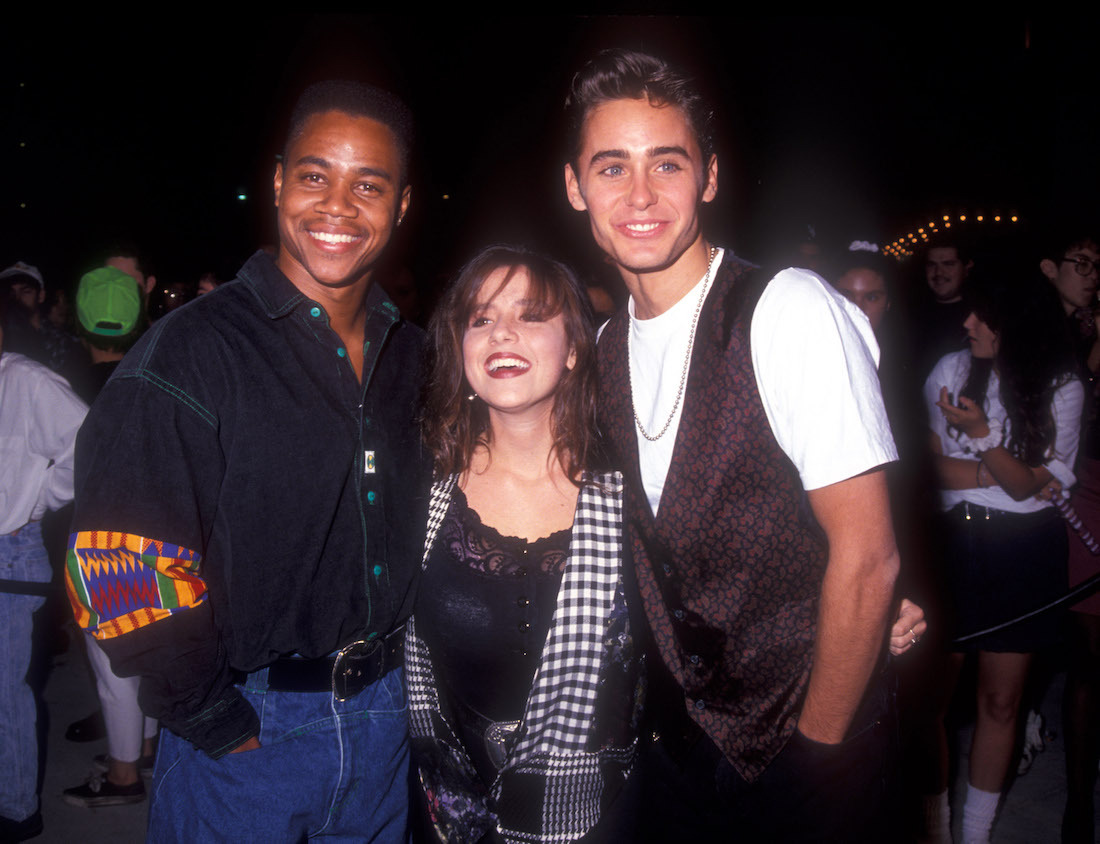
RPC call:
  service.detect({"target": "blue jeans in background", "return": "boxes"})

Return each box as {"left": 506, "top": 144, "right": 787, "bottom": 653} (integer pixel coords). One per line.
{"left": 149, "top": 666, "right": 410, "bottom": 843}
{"left": 0, "top": 522, "right": 50, "bottom": 823}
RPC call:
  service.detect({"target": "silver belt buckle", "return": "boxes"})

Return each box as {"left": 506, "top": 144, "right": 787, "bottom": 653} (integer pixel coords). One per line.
{"left": 484, "top": 720, "right": 520, "bottom": 771}
{"left": 331, "top": 639, "right": 380, "bottom": 701}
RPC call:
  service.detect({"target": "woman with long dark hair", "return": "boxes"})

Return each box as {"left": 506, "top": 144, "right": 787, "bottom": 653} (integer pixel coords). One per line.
{"left": 924, "top": 275, "right": 1083, "bottom": 843}
{"left": 407, "top": 245, "right": 641, "bottom": 843}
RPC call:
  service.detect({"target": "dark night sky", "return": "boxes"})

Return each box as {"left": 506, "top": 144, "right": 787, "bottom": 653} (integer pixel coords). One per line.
{"left": 3, "top": 14, "right": 1096, "bottom": 300}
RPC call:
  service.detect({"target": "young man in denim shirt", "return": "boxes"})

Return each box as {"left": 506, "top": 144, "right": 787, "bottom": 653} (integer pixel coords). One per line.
{"left": 66, "top": 81, "right": 430, "bottom": 841}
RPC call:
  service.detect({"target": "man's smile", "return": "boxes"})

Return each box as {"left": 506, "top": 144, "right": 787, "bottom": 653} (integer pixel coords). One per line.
{"left": 618, "top": 220, "right": 667, "bottom": 236}
{"left": 308, "top": 230, "right": 361, "bottom": 245}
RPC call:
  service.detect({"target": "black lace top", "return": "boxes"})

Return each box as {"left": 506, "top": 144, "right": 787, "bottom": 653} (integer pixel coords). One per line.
{"left": 416, "top": 486, "right": 571, "bottom": 723}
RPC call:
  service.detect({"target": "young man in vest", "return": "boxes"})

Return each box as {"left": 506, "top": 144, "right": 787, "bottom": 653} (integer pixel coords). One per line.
{"left": 564, "top": 49, "right": 903, "bottom": 840}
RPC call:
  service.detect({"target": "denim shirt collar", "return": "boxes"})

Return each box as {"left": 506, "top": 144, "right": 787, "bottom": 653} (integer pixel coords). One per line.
{"left": 237, "top": 250, "right": 400, "bottom": 328}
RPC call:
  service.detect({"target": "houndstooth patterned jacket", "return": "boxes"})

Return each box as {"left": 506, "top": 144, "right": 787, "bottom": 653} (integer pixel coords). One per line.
{"left": 406, "top": 471, "right": 642, "bottom": 843}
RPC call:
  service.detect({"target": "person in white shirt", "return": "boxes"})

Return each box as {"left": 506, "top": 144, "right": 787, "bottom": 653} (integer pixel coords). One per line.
{"left": 564, "top": 47, "right": 916, "bottom": 841}
{"left": 0, "top": 296, "right": 88, "bottom": 841}
{"left": 924, "top": 275, "right": 1083, "bottom": 844}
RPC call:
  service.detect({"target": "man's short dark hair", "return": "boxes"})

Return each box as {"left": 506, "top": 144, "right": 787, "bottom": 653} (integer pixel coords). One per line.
{"left": 923, "top": 234, "right": 972, "bottom": 266}
{"left": 102, "top": 242, "right": 149, "bottom": 278}
{"left": 1036, "top": 225, "right": 1100, "bottom": 265}
{"left": 564, "top": 48, "right": 715, "bottom": 167}
{"left": 283, "top": 80, "right": 414, "bottom": 187}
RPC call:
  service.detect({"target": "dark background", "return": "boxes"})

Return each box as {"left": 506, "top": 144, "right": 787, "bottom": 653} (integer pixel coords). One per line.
{"left": 3, "top": 14, "right": 1096, "bottom": 304}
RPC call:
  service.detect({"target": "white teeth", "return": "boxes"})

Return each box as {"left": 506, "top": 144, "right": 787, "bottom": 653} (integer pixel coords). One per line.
{"left": 487, "top": 357, "right": 530, "bottom": 372}
{"left": 625, "top": 222, "right": 660, "bottom": 232}
{"left": 310, "top": 232, "right": 357, "bottom": 244}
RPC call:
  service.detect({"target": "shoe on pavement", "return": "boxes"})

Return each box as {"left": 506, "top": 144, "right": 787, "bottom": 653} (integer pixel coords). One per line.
{"left": 62, "top": 775, "right": 145, "bottom": 808}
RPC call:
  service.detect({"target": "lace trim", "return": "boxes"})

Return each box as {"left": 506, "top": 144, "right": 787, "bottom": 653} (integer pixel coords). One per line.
{"left": 442, "top": 487, "right": 570, "bottom": 576}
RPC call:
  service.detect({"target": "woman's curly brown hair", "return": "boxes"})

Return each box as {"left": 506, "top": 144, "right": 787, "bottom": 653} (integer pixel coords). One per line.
{"left": 423, "top": 245, "right": 602, "bottom": 482}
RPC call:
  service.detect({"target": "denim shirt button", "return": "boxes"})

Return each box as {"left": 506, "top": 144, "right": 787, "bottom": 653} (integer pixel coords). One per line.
{"left": 372, "top": 564, "right": 383, "bottom": 577}
{"left": 309, "top": 306, "right": 321, "bottom": 318}
{"left": 337, "top": 347, "right": 347, "bottom": 358}
{"left": 367, "top": 491, "right": 376, "bottom": 503}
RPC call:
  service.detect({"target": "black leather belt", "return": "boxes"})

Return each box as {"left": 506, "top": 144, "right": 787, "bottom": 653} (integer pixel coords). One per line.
{"left": 264, "top": 625, "right": 405, "bottom": 700}
{"left": 945, "top": 502, "right": 1058, "bottom": 523}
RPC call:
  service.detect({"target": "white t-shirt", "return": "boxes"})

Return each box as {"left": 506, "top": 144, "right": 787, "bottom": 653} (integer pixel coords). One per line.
{"left": 0, "top": 352, "right": 88, "bottom": 534}
{"left": 924, "top": 349, "right": 1084, "bottom": 514}
{"left": 628, "top": 260, "right": 897, "bottom": 515}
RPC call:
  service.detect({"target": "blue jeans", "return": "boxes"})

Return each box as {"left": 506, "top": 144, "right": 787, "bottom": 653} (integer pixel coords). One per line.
{"left": 149, "top": 666, "right": 410, "bottom": 843}
{"left": 0, "top": 523, "right": 50, "bottom": 822}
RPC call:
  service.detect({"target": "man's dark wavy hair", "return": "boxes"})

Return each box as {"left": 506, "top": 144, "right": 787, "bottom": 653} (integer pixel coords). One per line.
{"left": 564, "top": 48, "right": 715, "bottom": 167}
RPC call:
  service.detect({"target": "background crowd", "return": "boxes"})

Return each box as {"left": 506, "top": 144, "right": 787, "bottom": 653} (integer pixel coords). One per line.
{"left": 2, "top": 14, "right": 1098, "bottom": 844}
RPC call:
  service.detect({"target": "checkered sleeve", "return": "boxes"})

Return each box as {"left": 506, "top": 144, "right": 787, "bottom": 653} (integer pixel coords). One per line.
{"left": 512, "top": 474, "right": 622, "bottom": 755}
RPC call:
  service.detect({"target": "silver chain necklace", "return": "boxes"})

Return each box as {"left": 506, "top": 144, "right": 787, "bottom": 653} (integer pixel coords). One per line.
{"left": 628, "top": 247, "right": 719, "bottom": 442}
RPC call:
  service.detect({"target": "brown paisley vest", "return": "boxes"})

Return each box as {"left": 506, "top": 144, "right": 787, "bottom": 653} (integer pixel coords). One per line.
{"left": 597, "top": 253, "right": 828, "bottom": 781}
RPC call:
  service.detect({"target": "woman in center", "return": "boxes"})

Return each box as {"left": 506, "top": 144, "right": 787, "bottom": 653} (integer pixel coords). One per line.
{"left": 407, "top": 245, "right": 642, "bottom": 844}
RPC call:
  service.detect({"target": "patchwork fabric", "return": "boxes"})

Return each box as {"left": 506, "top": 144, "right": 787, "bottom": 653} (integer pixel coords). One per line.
{"left": 66, "top": 531, "right": 205, "bottom": 639}
{"left": 408, "top": 472, "right": 639, "bottom": 844}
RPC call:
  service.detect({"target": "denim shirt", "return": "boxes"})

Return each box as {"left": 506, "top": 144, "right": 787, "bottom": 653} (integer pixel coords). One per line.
{"left": 67, "top": 251, "right": 431, "bottom": 757}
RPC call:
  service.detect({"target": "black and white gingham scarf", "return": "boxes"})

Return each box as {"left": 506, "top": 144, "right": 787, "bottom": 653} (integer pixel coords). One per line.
{"left": 407, "top": 471, "right": 636, "bottom": 843}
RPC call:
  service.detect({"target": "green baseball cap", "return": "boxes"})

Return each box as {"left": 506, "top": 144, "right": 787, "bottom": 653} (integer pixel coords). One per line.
{"left": 76, "top": 267, "right": 142, "bottom": 336}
